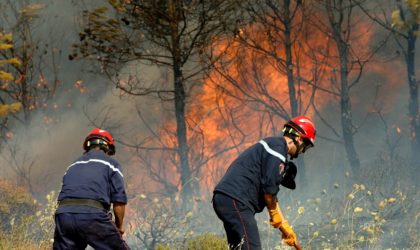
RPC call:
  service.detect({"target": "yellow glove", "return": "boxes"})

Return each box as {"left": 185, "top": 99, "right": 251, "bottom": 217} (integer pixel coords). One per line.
{"left": 279, "top": 221, "right": 297, "bottom": 246}
{"left": 268, "top": 203, "right": 283, "bottom": 228}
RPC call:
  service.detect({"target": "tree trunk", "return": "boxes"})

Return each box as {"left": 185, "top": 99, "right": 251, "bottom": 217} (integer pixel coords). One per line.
{"left": 406, "top": 30, "right": 420, "bottom": 164}
{"left": 284, "top": 1, "right": 298, "bottom": 118}
{"left": 326, "top": 0, "right": 361, "bottom": 175}
{"left": 337, "top": 39, "right": 360, "bottom": 174}
{"left": 283, "top": 0, "right": 307, "bottom": 184}
{"left": 173, "top": 62, "right": 194, "bottom": 207}
{"left": 169, "top": 0, "right": 195, "bottom": 209}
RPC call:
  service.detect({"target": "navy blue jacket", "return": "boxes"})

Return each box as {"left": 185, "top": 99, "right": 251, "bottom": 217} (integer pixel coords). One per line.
{"left": 56, "top": 150, "right": 127, "bottom": 214}
{"left": 214, "top": 137, "right": 288, "bottom": 213}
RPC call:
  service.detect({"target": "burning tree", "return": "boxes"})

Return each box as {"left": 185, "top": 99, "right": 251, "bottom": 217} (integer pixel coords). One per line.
{"left": 72, "top": 0, "right": 238, "bottom": 207}
{"left": 208, "top": 0, "right": 322, "bottom": 184}
{"left": 206, "top": 0, "right": 391, "bottom": 177}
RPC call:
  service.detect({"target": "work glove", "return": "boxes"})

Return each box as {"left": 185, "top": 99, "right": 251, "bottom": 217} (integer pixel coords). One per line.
{"left": 268, "top": 203, "right": 283, "bottom": 228}
{"left": 279, "top": 221, "right": 297, "bottom": 246}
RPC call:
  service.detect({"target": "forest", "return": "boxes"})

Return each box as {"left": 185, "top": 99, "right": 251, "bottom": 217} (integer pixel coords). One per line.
{"left": 0, "top": 0, "right": 418, "bottom": 249}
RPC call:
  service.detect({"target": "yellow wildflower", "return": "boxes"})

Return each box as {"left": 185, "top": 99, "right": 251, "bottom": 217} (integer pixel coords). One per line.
{"left": 387, "top": 197, "right": 396, "bottom": 203}
{"left": 366, "top": 227, "right": 375, "bottom": 235}
{"left": 354, "top": 207, "right": 363, "bottom": 213}
{"left": 185, "top": 211, "right": 193, "bottom": 219}
{"left": 379, "top": 200, "right": 386, "bottom": 210}
{"left": 298, "top": 206, "right": 305, "bottom": 215}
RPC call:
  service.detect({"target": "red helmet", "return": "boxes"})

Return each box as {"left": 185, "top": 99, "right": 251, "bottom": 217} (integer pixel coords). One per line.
{"left": 285, "top": 116, "right": 316, "bottom": 146}
{"left": 83, "top": 128, "right": 116, "bottom": 155}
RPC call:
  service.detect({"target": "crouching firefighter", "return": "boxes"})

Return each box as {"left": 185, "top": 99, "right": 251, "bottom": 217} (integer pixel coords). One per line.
{"left": 53, "top": 128, "right": 130, "bottom": 250}
{"left": 213, "top": 116, "right": 316, "bottom": 250}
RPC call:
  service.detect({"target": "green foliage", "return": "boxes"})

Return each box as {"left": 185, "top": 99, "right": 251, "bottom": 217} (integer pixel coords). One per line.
{"left": 155, "top": 245, "right": 171, "bottom": 250}
{"left": 185, "top": 233, "right": 228, "bottom": 250}
{"left": 155, "top": 233, "right": 228, "bottom": 250}
{"left": 391, "top": 0, "right": 420, "bottom": 32}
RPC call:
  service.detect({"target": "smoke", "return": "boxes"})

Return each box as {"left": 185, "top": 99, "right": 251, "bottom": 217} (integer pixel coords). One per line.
{"left": 0, "top": 0, "right": 153, "bottom": 193}
{"left": 0, "top": 0, "right": 418, "bottom": 248}
{"left": 0, "top": 0, "right": 411, "bottom": 196}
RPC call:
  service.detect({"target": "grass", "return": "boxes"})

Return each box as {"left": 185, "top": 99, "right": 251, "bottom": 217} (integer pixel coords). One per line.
{"left": 0, "top": 181, "right": 55, "bottom": 250}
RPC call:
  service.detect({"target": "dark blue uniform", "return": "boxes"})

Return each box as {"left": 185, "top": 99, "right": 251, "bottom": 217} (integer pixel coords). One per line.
{"left": 213, "top": 137, "right": 288, "bottom": 250}
{"left": 53, "top": 150, "right": 129, "bottom": 250}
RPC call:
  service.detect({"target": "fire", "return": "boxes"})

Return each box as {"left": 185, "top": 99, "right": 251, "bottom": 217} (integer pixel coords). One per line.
{"left": 189, "top": 22, "right": 338, "bottom": 190}
{"left": 188, "top": 11, "right": 402, "bottom": 193}
{"left": 127, "top": 7, "right": 407, "bottom": 201}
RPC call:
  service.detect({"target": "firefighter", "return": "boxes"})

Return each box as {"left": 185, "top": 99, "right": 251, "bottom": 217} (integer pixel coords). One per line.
{"left": 213, "top": 116, "right": 316, "bottom": 250}
{"left": 53, "top": 128, "right": 129, "bottom": 250}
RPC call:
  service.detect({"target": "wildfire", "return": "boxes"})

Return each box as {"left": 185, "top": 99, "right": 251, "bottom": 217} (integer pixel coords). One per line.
{"left": 127, "top": 6, "right": 407, "bottom": 201}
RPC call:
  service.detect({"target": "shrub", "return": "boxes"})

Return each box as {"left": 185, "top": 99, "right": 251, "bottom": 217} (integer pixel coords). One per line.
{"left": 185, "top": 233, "right": 228, "bottom": 250}
{"left": 0, "top": 179, "right": 55, "bottom": 249}
{"left": 0, "top": 179, "right": 36, "bottom": 233}
{"left": 155, "top": 233, "right": 228, "bottom": 250}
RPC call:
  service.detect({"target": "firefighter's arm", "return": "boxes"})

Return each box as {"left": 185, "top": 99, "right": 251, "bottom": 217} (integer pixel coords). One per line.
{"left": 264, "top": 194, "right": 297, "bottom": 246}
{"left": 113, "top": 202, "right": 126, "bottom": 235}
{"left": 264, "top": 193, "right": 285, "bottom": 227}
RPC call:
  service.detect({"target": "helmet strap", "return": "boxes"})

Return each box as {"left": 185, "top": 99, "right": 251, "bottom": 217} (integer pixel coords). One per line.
{"left": 290, "top": 138, "right": 305, "bottom": 159}
{"left": 283, "top": 126, "right": 303, "bottom": 159}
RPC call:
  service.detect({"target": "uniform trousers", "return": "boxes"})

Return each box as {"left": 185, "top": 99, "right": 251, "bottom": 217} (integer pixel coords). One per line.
{"left": 53, "top": 212, "right": 130, "bottom": 250}
{"left": 213, "top": 193, "right": 261, "bottom": 250}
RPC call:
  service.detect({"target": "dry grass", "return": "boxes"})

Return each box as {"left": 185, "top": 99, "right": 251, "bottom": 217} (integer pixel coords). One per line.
{"left": 258, "top": 177, "right": 419, "bottom": 249}
{"left": 0, "top": 181, "right": 55, "bottom": 250}
{"left": 1, "top": 155, "right": 418, "bottom": 250}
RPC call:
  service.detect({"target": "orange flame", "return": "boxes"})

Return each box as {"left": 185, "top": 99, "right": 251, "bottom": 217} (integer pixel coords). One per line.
{"left": 128, "top": 10, "right": 407, "bottom": 200}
